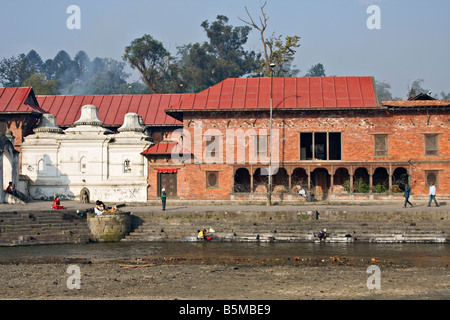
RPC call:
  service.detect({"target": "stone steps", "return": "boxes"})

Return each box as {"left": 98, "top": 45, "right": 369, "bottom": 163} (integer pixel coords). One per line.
{"left": 0, "top": 210, "right": 91, "bottom": 246}
{"left": 122, "top": 211, "right": 449, "bottom": 243}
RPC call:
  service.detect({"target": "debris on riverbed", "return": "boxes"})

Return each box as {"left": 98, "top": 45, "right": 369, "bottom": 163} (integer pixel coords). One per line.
{"left": 119, "top": 264, "right": 155, "bottom": 268}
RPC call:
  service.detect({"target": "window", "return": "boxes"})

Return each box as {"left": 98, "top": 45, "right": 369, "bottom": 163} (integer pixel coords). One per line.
{"left": 123, "top": 159, "right": 131, "bottom": 173}
{"left": 374, "top": 134, "right": 388, "bottom": 157}
{"left": 424, "top": 134, "right": 439, "bottom": 156}
{"left": 206, "top": 171, "right": 219, "bottom": 189}
{"left": 80, "top": 156, "right": 87, "bottom": 173}
{"left": 152, "top": 130, "right": 163, "bottom": 143}
{"left": 425, "top": 170, "right": 438, "bottom": 188}
{"left": 37, "top": 159, "right": 44, "bottom": 173}
{"left": 253, "top": 134, "right": 268, "bottom": 158}
{"left": 205, "top": 135, "right": 219, "bottom": 158}
{"left": 300, "top": 132, "right": 341, "bottom": 160}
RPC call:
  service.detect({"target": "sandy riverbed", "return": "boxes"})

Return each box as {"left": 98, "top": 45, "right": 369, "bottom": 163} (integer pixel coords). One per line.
{"left": 0, "top": 255, "right": 448, "bottom": 301}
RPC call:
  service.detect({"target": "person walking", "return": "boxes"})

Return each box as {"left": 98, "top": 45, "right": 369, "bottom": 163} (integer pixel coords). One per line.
{"left": 427, "top": 183, "right": 439, "bottom": 207}
{"left": 403, "top": 184, "right": 413, "bottom": 208}
{"left": 161, "top": 188, "right": 167, "bottom": 211}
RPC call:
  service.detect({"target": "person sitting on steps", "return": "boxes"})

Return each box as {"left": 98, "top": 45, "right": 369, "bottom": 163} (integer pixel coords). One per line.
{"left": 52, "top": 196, "right": 65, "bottom": 210}
{"left": 5, "top": 182, "right": 17, "bottom": 197}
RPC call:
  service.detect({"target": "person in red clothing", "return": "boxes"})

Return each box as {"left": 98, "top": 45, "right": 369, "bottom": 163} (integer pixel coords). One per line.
{"left": 5, "top": 181, "right": 17, "bottom": 197}
{"left": 52, "top": 196, "right": 65, "bottom": 210}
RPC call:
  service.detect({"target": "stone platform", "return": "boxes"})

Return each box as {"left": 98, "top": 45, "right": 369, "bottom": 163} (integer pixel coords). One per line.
{"left": 0, "top": 200, "right": 449, "bottom": 246}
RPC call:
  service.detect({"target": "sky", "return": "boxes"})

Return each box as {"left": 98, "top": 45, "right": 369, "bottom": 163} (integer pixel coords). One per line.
{"left": 1, "top": 0, "right": 449, "bottom": 98}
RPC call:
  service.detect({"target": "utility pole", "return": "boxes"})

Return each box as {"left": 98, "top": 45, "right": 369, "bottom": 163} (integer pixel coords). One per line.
{"left": 267, "top": 63, "right": 275, "bottom": 206}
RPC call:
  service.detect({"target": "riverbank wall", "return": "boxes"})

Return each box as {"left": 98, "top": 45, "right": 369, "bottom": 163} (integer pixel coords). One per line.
{"left": 1, "top": 203, "right": 449, "bottom": 246}
{"left": 124, "top": 208, "right": 450, "bottom": 244}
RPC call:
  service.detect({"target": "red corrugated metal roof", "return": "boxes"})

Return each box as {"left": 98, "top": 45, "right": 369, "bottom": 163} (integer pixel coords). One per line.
{"left": 36, "top": 94, "right": 185, "bottom": 127}
{"left": 166, "top": 76, "right": 380, "bottom": 117}
{"left": 140, "top": 142, "right": 190, "bottom": 155}
{"left": 0, "top": 87, "right": 47, "bottom": 114}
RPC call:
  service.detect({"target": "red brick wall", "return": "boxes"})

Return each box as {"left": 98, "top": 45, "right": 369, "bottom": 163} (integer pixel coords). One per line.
{"left": 146, "top": 109, "right": 449, "bottom": 200}
{"left": 1, "top": 115, "right": 39, "bottom": 173}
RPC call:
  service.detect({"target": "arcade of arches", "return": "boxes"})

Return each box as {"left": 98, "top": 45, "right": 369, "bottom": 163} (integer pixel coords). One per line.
{"left": 233, "top": 163, "right": 411, "bottom": 200}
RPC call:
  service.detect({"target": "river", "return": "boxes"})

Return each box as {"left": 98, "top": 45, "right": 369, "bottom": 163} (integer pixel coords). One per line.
{"left": 0, "top": 242, "right": 449, "bottom": 267}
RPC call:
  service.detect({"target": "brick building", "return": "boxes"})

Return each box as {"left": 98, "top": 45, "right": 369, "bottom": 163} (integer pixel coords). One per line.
{"left": 143, "top": 76, "right": 450, "bottom": 202}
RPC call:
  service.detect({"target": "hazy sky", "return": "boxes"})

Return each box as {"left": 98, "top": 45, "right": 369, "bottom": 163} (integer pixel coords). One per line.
{"left": 1, "top": 0, "right": 449, "bottom": 98}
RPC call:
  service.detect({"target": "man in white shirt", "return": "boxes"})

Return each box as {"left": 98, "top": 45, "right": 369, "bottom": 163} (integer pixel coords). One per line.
{"left": 427, "top": 183, "right": 439, "bottom": 207}
{"left": 298, "top": 187, "right": 306, "bottom": 198}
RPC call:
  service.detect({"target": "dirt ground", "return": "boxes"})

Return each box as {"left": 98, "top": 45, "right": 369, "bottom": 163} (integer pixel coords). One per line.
{"left": 0, "top": 255, "right": 448, "bottom": 301}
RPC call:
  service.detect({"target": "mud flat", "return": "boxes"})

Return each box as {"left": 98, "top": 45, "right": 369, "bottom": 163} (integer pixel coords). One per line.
{"left": 0, "top": 254, "right": 448, "bottom": 300}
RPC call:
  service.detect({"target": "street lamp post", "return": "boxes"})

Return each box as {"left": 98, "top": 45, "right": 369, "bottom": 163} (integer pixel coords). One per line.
{"left": 267, "top": 63, "right": 276, "bottom": 206}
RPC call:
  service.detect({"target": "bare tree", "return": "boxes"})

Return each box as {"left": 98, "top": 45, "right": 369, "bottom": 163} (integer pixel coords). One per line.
{"left": 239, "top": 2, "right": 270, "bottom": 74}
{"left": 239, "top": 1, "right": 301, "bottom": 77}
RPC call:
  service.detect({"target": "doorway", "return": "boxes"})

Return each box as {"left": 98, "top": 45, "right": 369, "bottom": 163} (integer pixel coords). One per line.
{"left": 157, "top": 172, "right": 177, "bottom": 197}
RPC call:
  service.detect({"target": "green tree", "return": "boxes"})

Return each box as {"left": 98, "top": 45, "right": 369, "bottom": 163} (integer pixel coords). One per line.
{"left": 305, "top": 63, "right": 326, "bottom": 77}
{"left": 53, "top": 50, "right": 78, "bottom": 88}
{"left": 264, "top": 34, "right": 300, "bottom": 76}
{"left": 73, "top": 50, "right": 91, "bottom": 80}
{"left": 25, "top": 50, "right": 44, "bottom": 74}
{"left": 22, "top": 73, "right": 58, "bottom": 95}
{"left": 177, "top": 43, "right": 215, "bottom": 92}
{"left": 123, "top": 34, "right": 176, "bottom": 94}
{"left": 177, "top": 15, "right": 260, "bottom": 92}
{"left": 0, "top": 54, "right": 31, "bottom": 86}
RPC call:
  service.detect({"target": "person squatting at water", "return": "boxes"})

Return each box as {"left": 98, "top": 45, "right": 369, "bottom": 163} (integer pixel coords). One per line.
{"left": 317, "top": 228, "right": 327, "bottom": 241}
{"left": 197, "top": 229, "right": 211, "bottom": 241}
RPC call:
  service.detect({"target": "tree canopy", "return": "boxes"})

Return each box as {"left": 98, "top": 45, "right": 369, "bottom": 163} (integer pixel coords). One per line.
{"left": 304, "top": 63, "right": 326, "bottom": 77}
{"left": 0, "top": 50, "right": 138, "bottom": 95}
{"left": 123, "top": 15, "right": 262, "bottom": 93}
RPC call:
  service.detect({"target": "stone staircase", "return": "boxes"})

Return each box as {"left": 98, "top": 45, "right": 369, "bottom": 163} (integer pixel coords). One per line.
{"left": 123, "top": 210, "right": 450, "bottom": 243}
{"left": 0, "top": 211, "right": 91, "bottom": 246}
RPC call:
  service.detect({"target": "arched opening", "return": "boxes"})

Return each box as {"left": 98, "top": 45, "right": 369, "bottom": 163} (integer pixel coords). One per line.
{"left": 272, "top": 167, "right": 289, "bottom": 193}
{"left": 253, "top": 168, "right": 268, "bottom": 193}
{"left": 393, "top": 167, "right": 408, "bottom": 192}
{"left": 311, "top": 168, "right": 330, "bottom": 200}
{"left": 373, "top": 167, "right": 389, "bottom": 193}
{"left": 234, "top": 168, "right": 251, "bottom": 193}
{"left": 291, "top": 168, "right": 308, "bottom": 193}
{"left": 353, "top": 167, "right": 370, "bottom": 193}
{"left": 37, "top": 159, "right": 44, "bottom": 173}
{"left": 334, "top": 167, "right": 350, "bottom": 193}
{"left": 80, "top": 187, "right": 90, "bottom": 203}
{"left": 426, "top": 172, "right": 437, "bottom": 187}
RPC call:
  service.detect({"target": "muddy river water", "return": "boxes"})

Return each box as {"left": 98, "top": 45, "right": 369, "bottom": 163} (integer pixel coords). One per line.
{"left": 1, "top": 242, "right": 449, "bottom": 267}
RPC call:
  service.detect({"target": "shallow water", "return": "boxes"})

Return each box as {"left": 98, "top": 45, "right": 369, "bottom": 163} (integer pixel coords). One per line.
{"left": 0, "top": 242, "right": 448, "bottom": 267}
